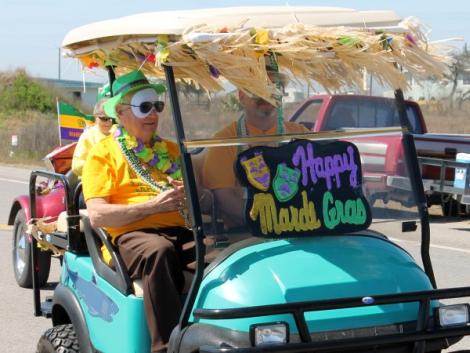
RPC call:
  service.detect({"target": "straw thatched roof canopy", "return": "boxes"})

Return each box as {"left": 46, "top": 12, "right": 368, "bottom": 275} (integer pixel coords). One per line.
{"left": 62, "top": 7, "right": 451, "bottom": 104}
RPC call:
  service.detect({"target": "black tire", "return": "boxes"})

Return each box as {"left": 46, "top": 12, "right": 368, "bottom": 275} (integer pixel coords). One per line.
{"left": 12, "top": 209, "right": 51, "bottom": 288}
{"left": 36, "top": 324, "right": 80, "bottom": 353}
{"left": 442, "top": 198, "right": 466, "bottom": 217}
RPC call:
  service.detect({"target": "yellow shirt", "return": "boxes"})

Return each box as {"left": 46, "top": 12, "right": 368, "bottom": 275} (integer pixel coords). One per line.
{"left": 82, "top": 135, "right": 185, "bottom": 243}
{"left": 71, "top": 125, "right": 116, "bottom": 177}
{"left": 202, "top": 120, "right": 309, "bottom": 189}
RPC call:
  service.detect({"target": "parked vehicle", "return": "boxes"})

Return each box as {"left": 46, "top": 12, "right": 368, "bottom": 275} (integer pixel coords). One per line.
{"left": 289, "top": 94, "right": 470, "bottom": 214}
{"left": 15, "top": 6, "right": 470, "bottom": 353}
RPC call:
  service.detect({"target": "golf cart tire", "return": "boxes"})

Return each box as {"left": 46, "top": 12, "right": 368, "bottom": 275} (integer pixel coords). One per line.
{"left": 12, "top": 210, "right": 51, "bottom": 288}
{"left": 36, "top": 324, "right": 79, "bottom": 353}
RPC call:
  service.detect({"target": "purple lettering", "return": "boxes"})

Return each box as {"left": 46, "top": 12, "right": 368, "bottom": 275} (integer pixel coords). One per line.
{"left": 291, "top": 143, "right": 359, "bottom": 190}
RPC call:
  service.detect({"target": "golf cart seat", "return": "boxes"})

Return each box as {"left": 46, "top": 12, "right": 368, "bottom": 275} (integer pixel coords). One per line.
{"left": 80, "top": 213, "right": 195, "bottom": 297}
{"left": 191, "top": 149, "right": 220, "bottom": 232}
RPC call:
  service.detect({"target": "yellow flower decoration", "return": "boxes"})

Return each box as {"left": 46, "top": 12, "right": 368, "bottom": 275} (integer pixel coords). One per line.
{"left": 255, "top": 29, "right": 269, "bottom": 45}
{"left": 251, "top": 28, "right": 270, "bottom": 59}
{"left": 161, "top": 160, "right": 172, "bottom": 171}
{"left": 156, "top": 35, "right": 170, "bottom": 64}
{"left": 124, "top": 135, "right": 138, "bottom": 149}
{"left": 153, "top": 141, "right": 167, "bottom": 153}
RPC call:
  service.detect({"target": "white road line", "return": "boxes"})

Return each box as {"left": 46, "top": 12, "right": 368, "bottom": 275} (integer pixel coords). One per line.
{"left": 390, "top": 237, "right": 470, "bottom": 255}
{"left": 0, "top": 177, "right": 28, "bottom": 185}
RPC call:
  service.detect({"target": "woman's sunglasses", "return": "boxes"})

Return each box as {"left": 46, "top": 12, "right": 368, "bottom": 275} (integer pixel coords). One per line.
{"left": 97, "top": 116, "right": 114, "bottom": 122}
{"left": 121, "top": 101, "right": 165, "bottom": 119}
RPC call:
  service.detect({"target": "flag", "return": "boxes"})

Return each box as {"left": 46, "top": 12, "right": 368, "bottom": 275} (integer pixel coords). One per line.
{"left": 57, "top": 101, "right": 94, "bottom": 143}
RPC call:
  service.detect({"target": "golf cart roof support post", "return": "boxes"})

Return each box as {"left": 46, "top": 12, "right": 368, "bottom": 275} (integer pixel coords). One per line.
{"left": 394, "top": 89, "right": 436, "bottom": 289}
{"left": 163, "top": 64, "right": 206, "bottom": 328}
{"left": 29, "top": 171, "right": 73, "bottom": 317}
{"left": 412, "top": 298, "right": 430, "bottom": 353}
{"left": 29, "top": 172, "right": 42, "bottom": 317}
{"left": 106, "top": 66, "right": 116, "bottom": 96}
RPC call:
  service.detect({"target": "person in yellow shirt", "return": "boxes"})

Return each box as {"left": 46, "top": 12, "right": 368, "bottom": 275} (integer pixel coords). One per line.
{"left": 202, "top": 67, "right": 309, "bottom": 228}
{"left": 82, "top": 70, "right": 189, "bottom": 353}
{"left": 71, "top": 98, "right": 116, "bottom": 177}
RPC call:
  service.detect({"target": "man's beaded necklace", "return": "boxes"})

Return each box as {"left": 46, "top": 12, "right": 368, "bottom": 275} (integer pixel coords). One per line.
{"left": 236, "top": 109, "right": 285, "bottom": 153}
{"left": 114, "top": 126, "right": 182, "bottom": 193}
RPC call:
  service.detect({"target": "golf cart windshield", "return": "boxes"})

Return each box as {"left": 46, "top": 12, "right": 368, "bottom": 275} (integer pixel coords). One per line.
{"left": 160, "top": 100, "right": 419, "bottom": 241}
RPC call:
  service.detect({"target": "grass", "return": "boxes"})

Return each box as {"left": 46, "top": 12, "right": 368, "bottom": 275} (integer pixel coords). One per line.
{"left": 424, "top": 110, "right": 470, "bottom": 134}
{"left": 0, "top": 111, "right": 59, "bottom": 165}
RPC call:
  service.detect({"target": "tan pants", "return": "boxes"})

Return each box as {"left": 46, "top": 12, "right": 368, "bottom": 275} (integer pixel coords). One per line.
{"left": 117, "top": 228, "right": 193, "bottom": 353}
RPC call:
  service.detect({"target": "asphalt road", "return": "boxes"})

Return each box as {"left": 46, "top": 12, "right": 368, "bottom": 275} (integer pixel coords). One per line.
{"left": 1, "top": 164, "right": 470, "bottom": 352}
{"left": 0, "top": 164, "right": 33, "bottom": 225}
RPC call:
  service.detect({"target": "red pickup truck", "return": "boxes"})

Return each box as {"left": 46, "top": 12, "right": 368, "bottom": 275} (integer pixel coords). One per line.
{"left": 289, "top": 94, "right": 470, "bottom": 214}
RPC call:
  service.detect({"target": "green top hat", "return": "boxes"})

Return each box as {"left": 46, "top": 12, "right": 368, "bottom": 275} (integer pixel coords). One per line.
{"left": 104, "top": 70, "right": 166, "bottom": 120}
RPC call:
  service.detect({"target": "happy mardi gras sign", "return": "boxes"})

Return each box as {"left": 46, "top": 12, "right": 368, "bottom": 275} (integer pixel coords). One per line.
{"left": 235, "top": 139, "right": 371, "bottom": 237}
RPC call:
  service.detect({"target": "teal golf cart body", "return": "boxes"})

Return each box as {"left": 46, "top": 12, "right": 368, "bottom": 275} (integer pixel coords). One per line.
{"left": 29, "top": 6, "right": 470, "bottom": 353}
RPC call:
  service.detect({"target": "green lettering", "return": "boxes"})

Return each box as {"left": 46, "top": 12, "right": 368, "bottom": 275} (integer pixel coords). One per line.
{"left": 323, "top": 191, "right": 367, "bottom": 229}
{"left": 323, "top": 191, "right": 339, "bottom": 229}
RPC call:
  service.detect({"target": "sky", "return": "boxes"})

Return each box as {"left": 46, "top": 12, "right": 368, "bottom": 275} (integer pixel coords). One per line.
{"left": 1, "top": 0, "right": 469, "bottom": 82}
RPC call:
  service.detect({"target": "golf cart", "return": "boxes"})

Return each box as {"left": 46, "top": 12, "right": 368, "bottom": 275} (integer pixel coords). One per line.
{"left": 29, "top": 6, "right": 470, "bottom": 353}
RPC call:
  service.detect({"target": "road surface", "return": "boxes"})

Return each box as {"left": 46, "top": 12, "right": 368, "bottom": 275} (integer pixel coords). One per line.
{"left": 1, "top": 164, "right": 469, "bottom": 352}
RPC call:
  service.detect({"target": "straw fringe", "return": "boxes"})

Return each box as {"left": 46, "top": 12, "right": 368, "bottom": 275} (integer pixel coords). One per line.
{"left": 78, "top": 20, "right": 451, "bottom": 102}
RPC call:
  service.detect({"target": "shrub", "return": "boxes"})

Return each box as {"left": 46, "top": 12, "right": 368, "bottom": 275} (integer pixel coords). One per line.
{"left": 0, "top": 69, "right": 55, "bottom": 114}
{"left": 0, "top": 111, "right": 59, "bottom": 164}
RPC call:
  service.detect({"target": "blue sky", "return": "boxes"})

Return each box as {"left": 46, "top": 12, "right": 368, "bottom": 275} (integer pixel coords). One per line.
{"left": 1, "top": 0, "right": 468, "bottom": 82}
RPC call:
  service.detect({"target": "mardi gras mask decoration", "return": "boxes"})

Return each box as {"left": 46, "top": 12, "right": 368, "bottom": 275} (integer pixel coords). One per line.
{"left": 240, "top": 152, "right": 271, "bottom": 191}
{"left": 273, "top": 163, "right": 301, "bottom": 202}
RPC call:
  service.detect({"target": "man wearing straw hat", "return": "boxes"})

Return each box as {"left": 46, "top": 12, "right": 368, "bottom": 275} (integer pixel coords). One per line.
{"left": 82, "top": 70, "right": 191, "bottom": 353}
{"left": 202, "top": 61, "right": 308, "bottom": 229}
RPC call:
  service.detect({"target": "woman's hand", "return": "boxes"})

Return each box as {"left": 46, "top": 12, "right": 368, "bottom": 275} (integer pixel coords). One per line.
{"left": 150, "top": 183, "right": 186, "bottom": 213}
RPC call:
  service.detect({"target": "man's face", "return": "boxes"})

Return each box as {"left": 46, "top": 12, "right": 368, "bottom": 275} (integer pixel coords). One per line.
{"left": 115, "top": 88, "right": 161, "bottom": 143}
{"left": 239, "top": 71, "right": 284, "bottom": 120}
{"left": 239, "top": 90, "right": 277, "bottom": 120}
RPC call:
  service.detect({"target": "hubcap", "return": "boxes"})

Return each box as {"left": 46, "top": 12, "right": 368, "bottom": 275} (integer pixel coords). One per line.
{"left": 15, "top": 227, "right": 27, "bottom": 275}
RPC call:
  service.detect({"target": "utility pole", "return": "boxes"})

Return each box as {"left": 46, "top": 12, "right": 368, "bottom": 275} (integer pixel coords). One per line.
{"left": 58, "top": 47, "right": 61, "bottom": 80}
{"left": 362, "top": 69, "right": 368, "bottom": 93}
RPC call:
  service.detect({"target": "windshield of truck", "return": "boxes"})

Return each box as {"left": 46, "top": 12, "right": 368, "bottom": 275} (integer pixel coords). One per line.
{"left": 157, "top": 85, "right": 420, "bottom": 254}
{"left": 292, "top": 97, "right": 424, "bottom": 134}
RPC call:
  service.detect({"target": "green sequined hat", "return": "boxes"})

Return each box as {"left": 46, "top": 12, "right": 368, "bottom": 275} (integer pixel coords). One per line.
{"left": 104, "top": 70, "right": 166, "bottom": 120}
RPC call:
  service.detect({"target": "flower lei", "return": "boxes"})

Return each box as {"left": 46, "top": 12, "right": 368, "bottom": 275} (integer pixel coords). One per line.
{"left": 114, "top": 127, "right": 182, "bottom": 192}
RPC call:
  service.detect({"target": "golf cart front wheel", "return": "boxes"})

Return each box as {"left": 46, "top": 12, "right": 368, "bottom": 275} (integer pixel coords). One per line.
{"left": 36, "top": 324, "right": 79, "bottom": 353}
{"left": 12, "top": 209, "right": 51, "bottom": 288}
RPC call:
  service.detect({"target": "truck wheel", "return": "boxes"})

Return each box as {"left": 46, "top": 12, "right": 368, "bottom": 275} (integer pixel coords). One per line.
{"left": 442, "top": 199, "right": 465, "bottom": 217}
{"left": 12, "top": 210, "right": 51, "bottom": 288}
{"left": 36, "top": 324, "right": 80, "bottom": 353}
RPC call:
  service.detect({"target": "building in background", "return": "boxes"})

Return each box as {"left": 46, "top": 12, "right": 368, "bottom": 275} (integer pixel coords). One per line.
{"left": 38, "top": 78, "right": 102, "bottom": 109}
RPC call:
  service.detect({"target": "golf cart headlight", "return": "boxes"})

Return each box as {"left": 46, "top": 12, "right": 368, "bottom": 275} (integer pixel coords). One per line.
{"left": 250, "top": 322, "right": 289, "bottom": 346}
{"left": 436, "top": 304, "right": 470, "bottom": 327}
